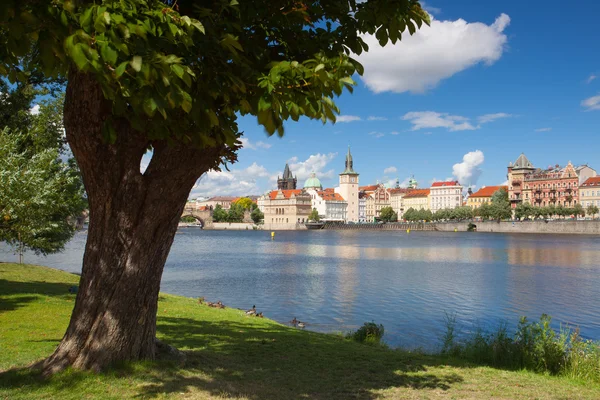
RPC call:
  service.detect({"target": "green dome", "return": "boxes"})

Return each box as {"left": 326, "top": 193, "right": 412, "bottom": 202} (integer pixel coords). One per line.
{"left": 304, "top": 172, "right": 323, "bottom": 189}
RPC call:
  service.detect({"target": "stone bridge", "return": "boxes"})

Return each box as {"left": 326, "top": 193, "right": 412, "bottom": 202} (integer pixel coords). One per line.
{"left": 182, "top": 206, "right": 213, "bottom": 228}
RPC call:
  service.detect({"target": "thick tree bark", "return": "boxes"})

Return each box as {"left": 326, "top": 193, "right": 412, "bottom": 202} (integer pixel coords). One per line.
{"left": 42, "top": 71, "right": 222, "bottom": 374}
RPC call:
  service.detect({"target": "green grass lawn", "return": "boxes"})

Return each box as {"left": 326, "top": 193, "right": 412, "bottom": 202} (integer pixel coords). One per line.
{"left": 1, "top": 262, "right": 598, "bottom": 399}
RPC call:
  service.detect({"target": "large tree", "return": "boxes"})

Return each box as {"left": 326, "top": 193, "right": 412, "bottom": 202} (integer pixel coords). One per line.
{"left": 0, "top": 0, "right": 429, "bottom": 373}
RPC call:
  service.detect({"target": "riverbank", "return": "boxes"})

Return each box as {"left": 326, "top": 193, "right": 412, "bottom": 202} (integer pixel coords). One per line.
{"left": 437, "top": 220, "right": 600, "bottom": 234}
{"left": 1, "top": 263, "right": 598, "bottom": 399}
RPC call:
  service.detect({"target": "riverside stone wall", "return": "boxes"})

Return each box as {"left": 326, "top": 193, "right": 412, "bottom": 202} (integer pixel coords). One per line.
{"left": 436, "top": 220, "right": 600, "bottom": 235}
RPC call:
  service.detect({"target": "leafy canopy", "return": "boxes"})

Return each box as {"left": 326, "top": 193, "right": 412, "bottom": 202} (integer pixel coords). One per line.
{"left": 0, "top": 128, "right": 85, "bottom": 255}
{"left": 0, "top": 0, "right": 429, "bottom": 156}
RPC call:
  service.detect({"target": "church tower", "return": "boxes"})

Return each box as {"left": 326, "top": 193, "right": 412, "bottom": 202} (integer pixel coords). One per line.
{"left": 338, "top": 146, "right": 359, "bottom": 222}
{"left": 277, "top": 163, "right": 297, "bottom": 190}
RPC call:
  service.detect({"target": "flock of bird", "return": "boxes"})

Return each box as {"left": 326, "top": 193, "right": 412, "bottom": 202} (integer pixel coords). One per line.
{"left": 198, "top": 298, "right": 305, "bottom": 327}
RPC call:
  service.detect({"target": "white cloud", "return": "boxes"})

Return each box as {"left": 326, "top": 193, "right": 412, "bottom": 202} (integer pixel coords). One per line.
{"left": 29, "top": 104, "right": 40, "bottom": 115}
{"left": 587, "top": 74, "right": 597, "bottom": 84}
{"left": 390, "top": 131, "right": 400, "bottom": 135}
{"left": 582, "top": 94, "right": 600, "bottom": 111}
{"left": 368, "top": 131, "right": 385, "bottom": 138}
{"left": 452, "top": 150, "right": 484, "bottom": 186}
{"left": 402, "top": 111, "right": 478, "bottom": 131}
{"left": 189, "top": 162, "right": 270, "bottom": 197}
{"left": 534, "top": 127, "right": 552, "bottom": 132}
{"left": 336, "top": 115, "right": 361, "bottom": 123}
{"left": 288, "top": 152, "right": 337, "bottom": 182}
{"left": 239, "top": 137, "right": 272, "bottom": 150}
{"left": 384, "top": 166, "right": 397, "bottom": 174}
{"left": 367, "top": 116, "right": 388, "bottom": 121}
{"left": 356, "top": 14, "right": 510, "bottom": 93}
{"left": 478, "top": 113, "right": 512, "bottom": 124}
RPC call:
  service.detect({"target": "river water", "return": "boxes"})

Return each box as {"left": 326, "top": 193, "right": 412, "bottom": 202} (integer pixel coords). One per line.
{"left": 2, "top": 229, "right": 599, "bottom": 349}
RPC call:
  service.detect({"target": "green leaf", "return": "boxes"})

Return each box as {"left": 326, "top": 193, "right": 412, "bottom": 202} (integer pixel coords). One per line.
{"left": 171, "top": 64, "right": 184, "bottom": 78}
{"left": 143, "top": 97, "right": 157, "bottom": 117}
{"left": 99, "top": 43, "right": 118, "bottom": 65}
{"left": 79, "top": 7, "right": 94, "bottom": 32}
{"left": 115, "top": 61, "right": 128, "bottom": 77}
{"left": 130, "top": 56, "right": 142, "bottom": 72}
{"left": 314, "top": 63, "right": 325, "bottom": 72}
{"left": 70, "top": 44, "right": 88, "bottom": 70}
{"left": 191, "top": 21, "right": 205, "bottom": 34}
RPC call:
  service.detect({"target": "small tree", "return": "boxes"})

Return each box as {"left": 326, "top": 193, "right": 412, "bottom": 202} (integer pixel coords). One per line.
{"left": 212, "top": 205, "right": 228, "bottom": 222}
{"left": 490, "top": 188, "right": 511, "bottom": 221}
{"left": 379, "top": 206, "right": 397, "bottom": 222}
{"left": 573, "top": 203, "right": 585, "bottom": 218}
{"left": 250, "top": 207, "right": 264, "bottom": 224}
{"left": 403, "top": 208, "right": 416, "bottom": 222}
{"left": 587, "top": 204, "right": 599, "bottom": 219}
{"left": 0, "top": 129, "right": 84, "bottom": 262}
{"left": 232, "top": 197, "right": 255, "bottom": 210}
{"left": 226, "top": 202, "right": 245, "bottom": 223}
{"left": 308, "top": 208, "right": 320, "bottom": 222}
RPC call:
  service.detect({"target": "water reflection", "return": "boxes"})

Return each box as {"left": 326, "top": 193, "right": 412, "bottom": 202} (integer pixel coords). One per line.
{"left": 2, "top": 230, "right": 599, "bottom": 349}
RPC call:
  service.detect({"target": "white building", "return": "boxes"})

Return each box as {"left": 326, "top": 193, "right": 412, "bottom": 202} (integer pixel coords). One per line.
{"left": 306, "top": 188, "right": 347, "bottom": 221}
{"left": 336, "top": 147, "right": 360, "bottom": 222}
{"left": 429, "top": 181, "right": 463, "bottom": 213}
{"left": 358, "top": 191, "right": 367, "bottom": 222}
{"left": 390, "top": 188, "right": 412, "bottom": 220}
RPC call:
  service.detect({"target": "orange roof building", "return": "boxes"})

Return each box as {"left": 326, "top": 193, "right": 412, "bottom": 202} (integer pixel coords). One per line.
{"left": 467, "top": 185, "right": 508, "bottom": 209}
{"left": 403, "top": 189, "right": 430, "bottom": 211}
{"left": 305, "top": 187, "right": 348, "bottom": 222}
{"left": 580, "top": 177, "right": 600, "bottom": 216}
{"left": 261, "top": 189, "right": 312, "bottom": 227}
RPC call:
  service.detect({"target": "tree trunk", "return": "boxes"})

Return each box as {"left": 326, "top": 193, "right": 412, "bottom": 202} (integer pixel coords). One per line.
{"left": 42, "top": 71, "right": 222, "bottom": 374}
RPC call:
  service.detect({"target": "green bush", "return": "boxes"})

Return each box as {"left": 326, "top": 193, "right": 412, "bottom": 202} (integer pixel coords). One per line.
{"left": 440, "top": 314, "right": 600, "bottom": 383}
{"left": 347, "top": 322, "right": 385, "bottom": 345}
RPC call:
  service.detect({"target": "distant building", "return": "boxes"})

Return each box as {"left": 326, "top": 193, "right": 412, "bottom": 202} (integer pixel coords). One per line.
{"left": 575, "top": 165, "right": 597, "bottom": 185}
{"left": 389, "top": 188, "right": 413, "bottom": 219}
{"left": 429, "top": 181, "right": 463, "bottom": 213}
{"left": 304, "top": 171, "right": 323, "bottom": 191}
{"left": 508, "top": 154, "right": 580, "bottom": 208}
{"left": 358, "top": 191, "right": 367, "bottom": 222}
{"left": 402, "top": 189, "right": 431, "bottom": 212}
{"left": 467, "top": 186, "right": 508, "bottom": 209}
{"left": 365, "top": 184, "right": 391, "bottom": 222}
{"left": 261, "top": 189, "right": 312, "bottom": 225}
{"left": 197, "top": 196, "right": 237, "bottom": 210}
{"left": 306, "top": 188, "right": 347, "bottom": 221}
{"left": 277, "top": 163, "right": 297, "bottom": 190}
{"left": 580, "top": 177, "right": 600, "bottom": 217}
{"left": 336, "top": 146, "right": 360, "bottom": 222}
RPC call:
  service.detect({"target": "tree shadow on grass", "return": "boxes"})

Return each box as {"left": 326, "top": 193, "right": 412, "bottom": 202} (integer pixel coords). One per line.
{"left": 137, "top": 316, "right": 464, "bottom": 399}
{"left": 0, "top": 314, "right": 465, "bottom": 399}
{"left": 0, "top": 279, "right": 75, "bottom": 313}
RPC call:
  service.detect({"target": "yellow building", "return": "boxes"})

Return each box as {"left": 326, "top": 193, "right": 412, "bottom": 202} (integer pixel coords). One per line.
{"left": 402, "top": 189, "right": 430, "bottom": 211}
{"left": 261, "top": 189, "right": 312, "bottom": 227}
{"left": 467, "top": 186, "right": 507, "bottom": 209}
{"left": 580, "top": 177, "right": 600, "bottom": 217}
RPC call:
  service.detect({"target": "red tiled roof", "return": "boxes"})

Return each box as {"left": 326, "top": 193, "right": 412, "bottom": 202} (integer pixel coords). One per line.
{"left": 208, "top": 196, "right": 237, "bottom": 201}
{"left": 581, "top": 177, "right": 600, "bottom": 187}
{"left": 403, "top": 189, "right": 430, "bottom": 198}
{"left": 318, "top": 191, "right": 345, "bottom": 201}
{"left": 469, "top": 186, "right": 508, "bottom": 198}
{"left": 322, "top": 188, "right": 335, "bottom": 193}
{"left": 359, "top": 185, "right": 378, "bottom": 192}
{"left": 389, "top": 188, "right": 413, "bottom": 195}
{"left": 268, "top": 190, "right": 304, "bottom": 200}
{"left": 431, "top": 181, "right": 460, "bottom": 187}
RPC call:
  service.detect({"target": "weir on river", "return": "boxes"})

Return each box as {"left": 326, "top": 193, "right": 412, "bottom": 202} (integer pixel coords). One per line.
{"left": 322, "top": 221, "right": 438, "bottom": 231}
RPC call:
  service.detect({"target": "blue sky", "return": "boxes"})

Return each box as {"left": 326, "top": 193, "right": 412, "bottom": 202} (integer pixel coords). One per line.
{"left": 190, "top": 0, "right": 600, "bottom": 198}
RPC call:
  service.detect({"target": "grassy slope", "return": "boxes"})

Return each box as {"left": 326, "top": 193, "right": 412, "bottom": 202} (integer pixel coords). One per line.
{"left": 1, "top": 263, "right": 598, "bottom": 400}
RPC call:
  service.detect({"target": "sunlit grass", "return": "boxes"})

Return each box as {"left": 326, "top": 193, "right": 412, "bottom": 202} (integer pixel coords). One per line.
{"left": 1, "top": 262, "right": 599, "bottom": 399}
